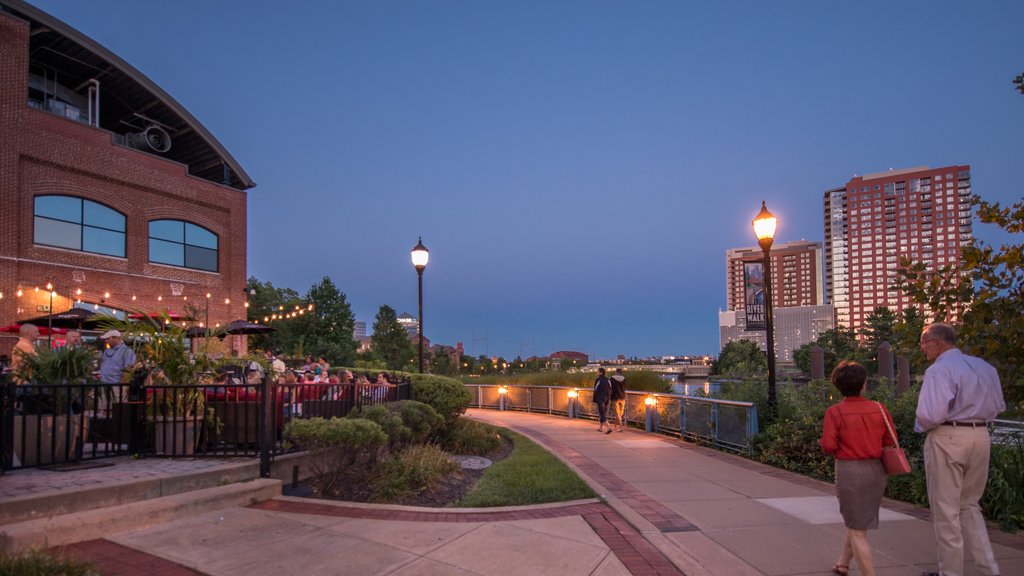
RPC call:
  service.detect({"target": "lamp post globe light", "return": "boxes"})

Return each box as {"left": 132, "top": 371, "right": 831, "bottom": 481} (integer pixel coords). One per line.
{"left": 410, "top": 237, "right": 429, "bottom": 373}
{"left": 752, "top": 201, "right": 778, "bottom": 420}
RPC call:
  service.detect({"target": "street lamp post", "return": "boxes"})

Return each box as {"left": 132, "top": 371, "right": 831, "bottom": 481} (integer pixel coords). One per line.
{"left": 410, "top": 237, "right": 430, "bottom": 373}
{"left": 45, "top": 279, "right": 55, "bottom": 347}
{"left": 752, "top": 201, "right": 778, "bottom": 420}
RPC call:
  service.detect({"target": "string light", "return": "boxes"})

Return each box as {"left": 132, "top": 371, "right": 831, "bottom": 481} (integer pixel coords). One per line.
{"left": 224, "top": 298, "right": 230, "bottom": 305}
{"left": 104, "top": 292, "right": 110, "bottom": 299}
{"left": 17, "top": 289, "right": 23, "bottom": 297}
{"left": 157, "top": 295, "right": 163, "bottom": 301}
{"left": 132, "top": 294, "right": 137, "bottom": 301}
{"left": 76, "top": 288, "right": 82, "bottom": 296}
{"left": 244, "top": 301, "right": 249, "bottom": 308}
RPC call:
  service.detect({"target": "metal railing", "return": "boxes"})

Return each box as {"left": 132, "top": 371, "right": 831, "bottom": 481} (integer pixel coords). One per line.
{"left": 1, "top": 373, "right": 410, "bottom": 472}
{"left": 465, "top": 384, "right": 759, "bottom": 454}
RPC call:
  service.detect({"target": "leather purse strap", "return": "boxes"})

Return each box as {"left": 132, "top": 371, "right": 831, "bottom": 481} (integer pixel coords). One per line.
{"left": 877, "top": 402, "right": 901, "bottom": 449}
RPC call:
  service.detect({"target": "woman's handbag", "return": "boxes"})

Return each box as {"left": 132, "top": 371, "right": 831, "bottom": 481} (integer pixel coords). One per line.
{"left": 878, "top": 402, "right": 911, "bottom": 476}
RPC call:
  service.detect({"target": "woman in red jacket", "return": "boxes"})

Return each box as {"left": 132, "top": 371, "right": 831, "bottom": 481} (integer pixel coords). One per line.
{"left": 819, "top": 361, "right": 897, "bottom": 576}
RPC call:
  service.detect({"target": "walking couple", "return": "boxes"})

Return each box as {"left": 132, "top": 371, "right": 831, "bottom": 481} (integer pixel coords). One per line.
{"left": 593, "top": 367, "right": 626, "bottom": 434}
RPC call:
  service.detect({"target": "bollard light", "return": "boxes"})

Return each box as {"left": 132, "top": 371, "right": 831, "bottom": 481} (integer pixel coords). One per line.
{"left": 497, "top": 385, "right": 508, "bottom": 411}
{"left": 497, "top": 386, "right": 508, "bottom": 395}
{"left": 644, "top": 395, "right": 658, "bottom": 406}
{"left": 567, "top": 389, "right": 578, "bottom": 399}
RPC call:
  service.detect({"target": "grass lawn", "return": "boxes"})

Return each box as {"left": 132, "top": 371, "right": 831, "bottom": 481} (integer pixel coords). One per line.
{"left": 457, "top": 427, "right": 596, "bottom": 507}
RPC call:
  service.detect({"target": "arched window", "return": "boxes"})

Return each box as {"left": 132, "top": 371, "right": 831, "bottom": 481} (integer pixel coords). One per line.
{"left": 34, "top": 195, "right": 126, "bottom": 257}
{"left": 149, "top": 219, "right": 219, "bottom": 272}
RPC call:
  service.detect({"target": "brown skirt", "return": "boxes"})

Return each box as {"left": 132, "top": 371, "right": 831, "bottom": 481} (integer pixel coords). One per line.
{"left": 835, "top": 458, "right": 886, "bottom": 530}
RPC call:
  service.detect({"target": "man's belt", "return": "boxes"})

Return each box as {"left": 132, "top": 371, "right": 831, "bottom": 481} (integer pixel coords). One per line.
{"left": 940, "top": 421, "right": 987, "bottom": 427}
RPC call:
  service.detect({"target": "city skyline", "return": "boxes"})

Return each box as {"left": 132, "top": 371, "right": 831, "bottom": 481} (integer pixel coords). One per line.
{"left": 25, "top": 0, "right": 1024, "bottom": 360}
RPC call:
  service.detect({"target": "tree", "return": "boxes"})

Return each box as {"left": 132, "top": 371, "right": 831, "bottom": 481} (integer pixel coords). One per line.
{"left": 859, "top": 306, "right": 897, "bottom": 372}
{"left": 792, "top": 327, "right": 864, "bottom": 377}
{"left": 296, "top": 277, "right": 358, "bottom": 366}
{"left": 245, "top": 276, "right": 302, "bottom": 354}
{"left": 371, "top": 305, "right": 415, "bottom": 371}
{"left": 430, "top": 348, "right": 455, "bottom": 375}
{"left": 895, "top": 197, "right": 1024, "bottom": 404}
{"left": 715, "top": 340, "right": 766, "bottom": 379}
{"left": 891, "top": 306, "right": 927, "bottom": 375}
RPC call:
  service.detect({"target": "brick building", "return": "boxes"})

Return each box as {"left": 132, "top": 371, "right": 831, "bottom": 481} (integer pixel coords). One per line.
{"left": 0, "top": 1, "right": 254, "bottom": 352}
{"left": 725, "top": 240, "right": 823, "bottom": 311}
{"left": 824, "top": 165, "right": 972, "bottom": 330}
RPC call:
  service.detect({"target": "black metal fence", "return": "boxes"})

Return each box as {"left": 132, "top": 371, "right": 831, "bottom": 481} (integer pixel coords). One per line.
{"left": 0, "top": 373, "right": 410, "bottom": 472}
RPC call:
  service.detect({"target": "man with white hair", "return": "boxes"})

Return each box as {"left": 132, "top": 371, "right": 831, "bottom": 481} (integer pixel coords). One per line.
{"left": 9, "top": 324, "right": 40, "bottom": 382}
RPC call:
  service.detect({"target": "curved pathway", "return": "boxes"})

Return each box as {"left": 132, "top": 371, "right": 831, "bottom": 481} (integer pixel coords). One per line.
{"left": 43, "top": 408, "right": 1024, "bottom": 575}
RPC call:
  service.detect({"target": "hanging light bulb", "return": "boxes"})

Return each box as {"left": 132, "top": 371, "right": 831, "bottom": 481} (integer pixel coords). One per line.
{"left": 93, "top": 303, "right": 99, "bottom": 310}
{"left": 17, "top": 289, "right": 23, "bottom": 297}
{"left": 244, "top": 301, "right": 249, "bottom": 308}
{"left": 34, "top": 286, "right": 39, "bottom": 293}
{"left": 157, "top": 295, "right": 163, "bottom": 301}
{"left": 224, "top": 298, "right": 230, "bottom": 305}
{"left": 104, "top": 292, "right": 110, "bottom": 299}
{"left": 183, "top": 295, "right": 188, "bottom": 301}
{"left": 132, "top": 294, "right": 137, "bottom": 301}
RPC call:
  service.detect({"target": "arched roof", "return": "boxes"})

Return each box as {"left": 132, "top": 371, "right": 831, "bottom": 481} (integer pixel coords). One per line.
{"left": 2, "top": 0, "right": 255, "bottom": 190}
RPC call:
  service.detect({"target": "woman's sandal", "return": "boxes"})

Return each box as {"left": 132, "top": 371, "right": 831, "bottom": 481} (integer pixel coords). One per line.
{"left": 831, "top": 564, "right": 849, "bottom": 576}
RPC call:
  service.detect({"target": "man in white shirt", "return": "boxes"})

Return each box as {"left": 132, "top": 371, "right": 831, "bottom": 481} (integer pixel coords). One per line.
{"left": 916, "top": 323, "right": 1005, "bottom": 576}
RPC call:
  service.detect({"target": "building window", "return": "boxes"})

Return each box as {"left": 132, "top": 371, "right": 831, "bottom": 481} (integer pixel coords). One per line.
{"left": 149, "top": 219, "right": 218, "bottom": 272}
{"left": 33, "top": 195, "right": 126, "bottom": 257}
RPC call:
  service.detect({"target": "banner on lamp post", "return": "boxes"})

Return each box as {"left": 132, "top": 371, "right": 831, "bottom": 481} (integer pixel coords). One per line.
{"left": 743, "top": 260, "right": 766, "bottom": 331}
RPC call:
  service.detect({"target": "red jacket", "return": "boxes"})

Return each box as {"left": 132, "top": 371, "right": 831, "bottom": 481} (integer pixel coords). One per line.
{"left": 819, "top": 396, "right": 897, "bottom": 460}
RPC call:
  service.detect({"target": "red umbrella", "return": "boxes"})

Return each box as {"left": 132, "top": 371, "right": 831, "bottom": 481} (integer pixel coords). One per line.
{"left": 0, "top": 324, "right": 68, "bottom": 336}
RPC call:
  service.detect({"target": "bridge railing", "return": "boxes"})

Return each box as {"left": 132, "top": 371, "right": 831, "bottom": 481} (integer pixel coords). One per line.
{"left": 465, "top": 384, "right": 758, "bottom": 454}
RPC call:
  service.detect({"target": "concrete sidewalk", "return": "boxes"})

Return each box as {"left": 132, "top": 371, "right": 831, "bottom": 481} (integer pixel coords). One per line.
{"left": 469, "top": 409, "right": 1024, "bottom": 576}
{"left": 4, "top": 409, "right": 1022, "bottom": 575}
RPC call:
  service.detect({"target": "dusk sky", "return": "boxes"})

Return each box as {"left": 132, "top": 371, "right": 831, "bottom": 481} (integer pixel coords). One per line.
{"left": 28, "top": 1, "right": 1024, "bottom": 360}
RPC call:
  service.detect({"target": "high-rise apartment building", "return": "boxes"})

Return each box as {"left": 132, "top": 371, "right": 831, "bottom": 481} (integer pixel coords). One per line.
{"left": 823, "top": 165, "right": 972, "bottom": 330}
{"left": 726, "top": 240, "right": 823, "bottom": 311}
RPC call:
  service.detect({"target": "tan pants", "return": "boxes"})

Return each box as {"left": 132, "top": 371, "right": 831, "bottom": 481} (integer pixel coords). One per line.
{"left": 923, "top": 426, "right": 1000, "bottom": 576}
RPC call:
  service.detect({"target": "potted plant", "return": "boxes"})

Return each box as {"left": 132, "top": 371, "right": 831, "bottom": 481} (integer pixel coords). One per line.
{"left": 13, "top": 344, "right": 97, "bottom": 465}
{"left": 100, "top": 310, "right": 268, "bottom": 455}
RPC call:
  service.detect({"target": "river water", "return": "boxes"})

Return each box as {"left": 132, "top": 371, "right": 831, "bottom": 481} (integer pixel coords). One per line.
{"left": 661, "top": 375, "right": 721, "bottom": 396}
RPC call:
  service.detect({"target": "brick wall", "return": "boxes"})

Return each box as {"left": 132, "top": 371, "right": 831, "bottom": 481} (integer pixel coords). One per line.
{"left": 0, "top": 10, "right": 249, "bottom": 355}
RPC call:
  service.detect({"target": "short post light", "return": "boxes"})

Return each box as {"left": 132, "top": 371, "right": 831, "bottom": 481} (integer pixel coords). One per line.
{"left": 410, "top": 237, "right": 429, "bottom": 373}
{"left": 497, "top": 385, "right": 509, "bottom": 411}
{"left": 567, "top": 388, "right": 579, "bottom": 418}
{"left": 752, "top": 201, "right": 779, "bottom": 421}
{"left": 644, "top": 395, "right": 659, "bottom": 432}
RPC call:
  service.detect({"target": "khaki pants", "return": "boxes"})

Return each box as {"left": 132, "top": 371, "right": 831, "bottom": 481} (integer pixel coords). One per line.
{"left": 923, "top": 426, "right": 1000, "bottom": 576}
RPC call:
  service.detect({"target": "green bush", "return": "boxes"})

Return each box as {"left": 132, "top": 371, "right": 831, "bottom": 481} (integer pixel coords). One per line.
{"left": 283, "top": 417, "right": 387, "bottom": 495}
{"left": 348, "top": 405, "right": 410, "bottom": 449}
{"left": 371, "top": 443, "right": 459, "bottom": 502}
{"left": 983, "top": 432, "right": 1024, "bottom": 531}
{"left": 439, "top": 417, "right": 502, "bottom": 455}
{"left": 407, "top": 373, "right": 472, "bottom": 423}
{"left": 0, "top": 549, "right": 98, "bottom": 575}
{"left": 387, "top": 400, "right": 444, "bottom": 444}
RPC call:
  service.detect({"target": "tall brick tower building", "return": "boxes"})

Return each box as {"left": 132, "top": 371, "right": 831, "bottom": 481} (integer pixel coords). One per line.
{"left": 824, "top": 165, "right": 972, "bottom": 330}
{"left": 0, "top": 0, "right": 254, "bottom": 352}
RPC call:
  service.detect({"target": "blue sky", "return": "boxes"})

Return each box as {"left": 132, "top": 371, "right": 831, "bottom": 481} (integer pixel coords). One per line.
{"left": 29, "top": 0, "right": 1024, "bottom": 360}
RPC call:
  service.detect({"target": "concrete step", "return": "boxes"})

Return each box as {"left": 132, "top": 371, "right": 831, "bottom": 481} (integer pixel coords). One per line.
{"left": 0, "top": 459, "right": 264, "bottom": 527}
{"left": 0, "top": 478, "right": 282, "bottom": 554}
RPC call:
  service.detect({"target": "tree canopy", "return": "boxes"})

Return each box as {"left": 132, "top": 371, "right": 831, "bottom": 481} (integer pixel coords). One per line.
{"left": 370, "top": 305, "right": 416, "bottom": 371}
{"left": 715, "top": 339, "right": 766, "bottom": 379}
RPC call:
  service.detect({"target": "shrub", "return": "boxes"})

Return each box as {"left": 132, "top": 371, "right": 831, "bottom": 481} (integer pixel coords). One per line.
{"left": 371, "top": 443, "right": 459, "bottom": 502}
{"left": 439, "top": 417, "right": 502, "bottom": 455}
{"left": 983, "top": 431, "right": 1024, "bottom": 531}
{"left": 387, "top": 400, "right": 444, "bottom": 444}
{"left": 0, "top": 549, "right": 98, "bottom": 575}
{"left": 408, "top": 373, "right": 472, "bottom": 423}
{"left": 283, "top": 417, "right": 387, "bottom": 495}
{"left": 348, "top": 405, "right": 410, "bottom": 449}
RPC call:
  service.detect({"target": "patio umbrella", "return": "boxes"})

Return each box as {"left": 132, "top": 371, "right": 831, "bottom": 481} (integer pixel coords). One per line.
{"left": 23, "top": 307, "right": 101, "bottom": 329}
{"left": 0, "top": 324, "right": 68, "bottom": 336}
{"left": 223, "top": 320, "right": 277, "bottom": 335}
{"left": 185, "top": 325, "right": 210, "bottom": 338}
